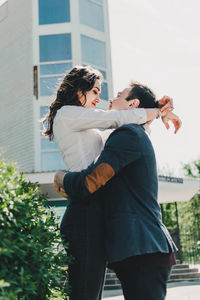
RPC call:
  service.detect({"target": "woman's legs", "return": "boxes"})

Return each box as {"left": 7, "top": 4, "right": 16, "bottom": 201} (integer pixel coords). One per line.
{"left": 60, "top": 199, "right": 106, "bottom": 300}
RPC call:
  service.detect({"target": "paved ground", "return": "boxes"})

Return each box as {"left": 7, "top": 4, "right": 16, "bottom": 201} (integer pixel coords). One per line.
{"left": 103, "top": 280, "right": 200, "bottom": 300}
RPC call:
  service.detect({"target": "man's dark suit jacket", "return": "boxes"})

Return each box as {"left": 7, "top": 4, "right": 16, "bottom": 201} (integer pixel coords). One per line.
{"left": 63, "top": 124, "right": 177, "bottom": 263}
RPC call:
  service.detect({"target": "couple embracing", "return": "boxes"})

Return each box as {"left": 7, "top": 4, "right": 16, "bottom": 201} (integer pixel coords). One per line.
{"left": 43, "top": 66, "right": 181, "bottom": 300}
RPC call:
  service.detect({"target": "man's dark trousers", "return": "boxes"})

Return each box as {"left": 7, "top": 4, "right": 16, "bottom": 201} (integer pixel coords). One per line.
{"left": 63, "top": 124, "right": 177, "bottom": 300}
{"left": 110, "top": 255, "right": 172, "bottom": 300}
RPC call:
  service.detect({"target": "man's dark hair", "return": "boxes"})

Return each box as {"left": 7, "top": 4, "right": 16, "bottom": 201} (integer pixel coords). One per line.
{"left": 126, "top": 81, "right": 159, "bottom": 109}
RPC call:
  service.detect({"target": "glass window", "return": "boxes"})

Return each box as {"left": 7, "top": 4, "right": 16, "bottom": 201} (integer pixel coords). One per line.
{"left": 40, "top": 76, "right": 62, "bottom": 96}
{"left": 79, "top": 0, "right": 104, "bottom": 32}
{"left": 40, "top": 62, "right": 72, "bottom": 75}
{"left": 99, "top": 70, "right": 106, "bottom": 80}
{"left": 40, "top": 107, "right": 66, "bottom": 172}
{"left": 39, "top": 0, "right": 70, "bottom": 25}
{"left": 40, "top": 106, "right": 49, "bottom": 133}
{"left": 81, "top": 35, "right": 106, "bottom": 68}
{"left": 93, "top": 0, "right": 103, "bottom": 3}
{"left": 100, "top": 82, "right": 108, "bottom": 100}
{"left": 40, "top": 107, "right": 58, "bottom": 149}
{"left": 40, "top": 106, "right": 49, "bottom": 118}
{"left": 41, "top": 151, "right": 66, "bottom": 171}
{"left": 82, "top": 64, "right": 106, "bottom": 79}
{"left": 39, "top": 34, "right": 72, "bottom": 62}
{"left": 41, "top": 138, "right": 58, "bottom": 150}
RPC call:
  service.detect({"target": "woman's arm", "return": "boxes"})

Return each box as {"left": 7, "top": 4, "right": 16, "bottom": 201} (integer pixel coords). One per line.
{"left": 146, "top": 109, "right": 161, "bottom": 121}
{"left": 161, "top": 111, "right": 182, "bottom": 134}
{"left": 55, "top": 105, "right": 161, "bottom": 132}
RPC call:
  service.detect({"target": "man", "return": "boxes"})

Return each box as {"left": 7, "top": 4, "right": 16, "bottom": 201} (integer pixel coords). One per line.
{"left": 55, "top": 83, "right": 181, "bottom": 299}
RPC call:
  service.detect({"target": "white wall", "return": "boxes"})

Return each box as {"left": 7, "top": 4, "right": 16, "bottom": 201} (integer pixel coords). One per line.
{"left": 0, "top": 0, "right": 34, "bottom": 172}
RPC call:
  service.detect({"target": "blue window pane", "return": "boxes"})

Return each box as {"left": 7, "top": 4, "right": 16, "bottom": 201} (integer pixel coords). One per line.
{"left": 82, "top": 64, "right": 106, "bottom": 79}
{"left": 100, "top": 82, "right": 108, "bottom": 100}
{"left": 39, "top": 0, "right": 70, "bottom": 25}
{"left": 79, "top": 0, "right": 104, "bottom": 32}
{"left": 41, "top": 138, "right": 58, "bottom": 150}
{"left": 40, "top": 106, "right": 49, "bottom": 119}
{"left": 81, "top": 35, "right": 106, "bottom": 68}
{"left": 99, "top": 70, "right": 106, "bottom": 80}
{"left": 40, "top": 62, "right": 72, "bottom": 75}
{"left": 40, "top": 106, "right": 49, "bottom": 133}
{"left": 95, "top": 0, "right": 103, "bottom": 3}
{"left": 39, "top": 34, "right": 72, "bottom": 62}
{"left": 41, "top": 151, "right": 66, "bottom": 171}
{"left": 40, "top": 106, "right": 49, "bottom": 118}
{"left": 40, "top": 76, "right": 62, "bottom": 96}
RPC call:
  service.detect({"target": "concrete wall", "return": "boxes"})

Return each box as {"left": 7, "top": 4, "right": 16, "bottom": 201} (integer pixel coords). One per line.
{"left": 0, "top": 0, "right": 34, "bottom": 172}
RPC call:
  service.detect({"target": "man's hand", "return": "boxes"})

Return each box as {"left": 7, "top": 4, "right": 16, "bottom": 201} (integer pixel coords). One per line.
{"left": 161, "top": 111, "right": 182, "bottom": 134}
{"left": 54, "top": 170, "right": 68, "bottom": 198}
{"left": 157, "top": 96, "right": 174, "bottom": 114}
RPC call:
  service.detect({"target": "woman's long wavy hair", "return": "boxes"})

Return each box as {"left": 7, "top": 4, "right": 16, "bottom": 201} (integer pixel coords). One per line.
{"left": 42, "top": 65, "right": 103, "bottom": 141}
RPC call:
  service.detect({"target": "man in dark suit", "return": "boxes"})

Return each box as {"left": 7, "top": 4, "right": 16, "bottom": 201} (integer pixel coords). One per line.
{"left": 55, "top": 83, "right": 181, "bottom": 299}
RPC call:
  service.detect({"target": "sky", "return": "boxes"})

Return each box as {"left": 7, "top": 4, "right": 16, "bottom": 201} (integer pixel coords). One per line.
{"left": 108, "top": 0, "right": 200, "bottom": 177}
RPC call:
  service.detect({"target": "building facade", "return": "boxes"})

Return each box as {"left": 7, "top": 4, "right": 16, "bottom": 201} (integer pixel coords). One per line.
{"left": 0, "top": 0, "right": 113, "bottom": 175}
{"left": 0, "top": 1, "right": 198, "bottom": 221}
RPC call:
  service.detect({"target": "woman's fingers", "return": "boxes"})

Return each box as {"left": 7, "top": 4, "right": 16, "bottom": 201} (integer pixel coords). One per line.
{"left": 160, "top": 102, "right": 173, "bottom": 114}
{"left": 162, "top": 113, "right": 182, "bottom": 134}
{"left": 54, "top": 180, "right": 60, "bottom": 193}
{"left": 54, "top": 170, "right": 68, "bottom": 197}
{"left": 59, "top": 188, "right": 68, "bottom": 199}
{"left": 158, "top": 96, "right": 174, "bottom": 112}
{"left": 172, "top": 119, "right": 182, "bottom": 134}
{"left": 161, "top": 116, "right": 170, "bottom": 129}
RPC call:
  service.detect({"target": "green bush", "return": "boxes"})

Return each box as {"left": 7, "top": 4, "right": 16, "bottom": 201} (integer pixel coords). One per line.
{"left": 0, "top": 157, "right": 72, "bottom": 299}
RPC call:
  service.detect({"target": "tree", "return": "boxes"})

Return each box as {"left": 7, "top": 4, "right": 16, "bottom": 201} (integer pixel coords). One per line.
{"left": 0, "top": 156, "right": 72, "bottom": 299}
{"left": 180, "top": 159, "right": 200, "bottom": 262}
{"left": 159, "top": 161, "right": 200, "bottom": 263}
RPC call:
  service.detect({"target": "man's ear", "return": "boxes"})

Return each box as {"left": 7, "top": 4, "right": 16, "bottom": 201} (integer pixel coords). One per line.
{"left": 128, "top": 98, "right": 140, "bottom": 109}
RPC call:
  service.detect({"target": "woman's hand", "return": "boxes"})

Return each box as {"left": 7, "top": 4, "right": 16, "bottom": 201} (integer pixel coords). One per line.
{"left": 54, "top": 170, "right": 68, "bottom": 198}
{"left": 161, "top": 111, "right": 182, "bottom": 134}
{"left": 157, "top": 96, "right": 174, "bottom": 115}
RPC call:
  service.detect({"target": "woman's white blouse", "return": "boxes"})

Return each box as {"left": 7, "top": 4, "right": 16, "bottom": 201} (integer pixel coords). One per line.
{"left": 53, "top": 106, "right": 147, "bottom": 172}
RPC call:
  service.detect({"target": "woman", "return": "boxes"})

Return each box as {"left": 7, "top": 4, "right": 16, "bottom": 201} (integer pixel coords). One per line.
{"left": 43, "top": 65, "right": 175, "bottom": 300}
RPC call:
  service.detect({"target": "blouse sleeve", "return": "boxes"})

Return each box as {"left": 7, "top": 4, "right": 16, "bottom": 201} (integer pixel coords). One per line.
{"left": 55, "top": 105, "right": 147, "bottom": 131}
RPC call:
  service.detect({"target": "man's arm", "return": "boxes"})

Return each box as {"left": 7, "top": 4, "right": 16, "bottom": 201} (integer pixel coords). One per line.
{"left": 62, "top": 127, "right": 141, "bottom": 199}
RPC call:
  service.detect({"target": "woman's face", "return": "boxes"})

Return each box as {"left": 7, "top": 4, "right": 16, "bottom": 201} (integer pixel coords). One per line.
{"left": 78, "top": 79, "right": 101, "bottom": 108}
